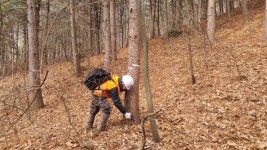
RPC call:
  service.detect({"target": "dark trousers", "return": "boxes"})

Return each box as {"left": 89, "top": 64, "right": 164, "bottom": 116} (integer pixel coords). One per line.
{"left": 89, "top": 95, "right": 111, "bottom": 115}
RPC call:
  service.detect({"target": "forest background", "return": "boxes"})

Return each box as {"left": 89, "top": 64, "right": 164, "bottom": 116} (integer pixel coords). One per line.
{"left": 0, "top": 0, "right": 267, "bottom": 149}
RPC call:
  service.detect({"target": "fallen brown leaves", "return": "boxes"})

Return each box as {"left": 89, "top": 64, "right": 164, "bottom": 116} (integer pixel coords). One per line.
{"left": 1, "top": 6, "right": 267, "bottom": 150}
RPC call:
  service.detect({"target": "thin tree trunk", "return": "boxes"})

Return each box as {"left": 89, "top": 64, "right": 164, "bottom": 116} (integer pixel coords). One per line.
{"left": 70, "top": 0, "right": 81, "bottom": 76}
{"left": 102, "top": 0, "right": 111, "bottom": 71}
{"left": 95, "top": 3, "right": 101, "bottom": 54}
{"left": 149, "top": 0, "right": 156, "bottom": 38}
{"left": 140, "top": 0, "right": 160, "bottom": 142}
{"left": 110, "top": 0, "right": 117, "bottom": 61}
{"left": 88, "top": 2, "right": 92, "bottom": 55}
{"left": 186, "top": 0, "right": 196, "bottom": 85}
{"left": 263, "top": 0, "right": 267, "bottom": 40}
{"left": 163, "top": 0, "right": 169, "bottom": 43}
{"left": 43, "top": 0, "right": 50, "bottom": 65}
{"left": 207, "top": 0, "right": 215, "bottom": 45}
{"left": 178, "top": 0, "right": 183, "bottom": 28}
{"left": 242, "top": 0, "right": 248, "bottom": 15}
{"left": 157, "top": 0, "right": 160, "bottom": 36}
{"left": 27, "top": 0, "right": 44, "bottom": 110}
{"left": 0, "top": 4, "right": 3, "bottom": 68}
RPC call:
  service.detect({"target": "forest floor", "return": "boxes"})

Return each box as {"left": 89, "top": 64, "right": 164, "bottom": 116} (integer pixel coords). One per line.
{"left": 1, "top": 4, "right": 267, "bottom": 150}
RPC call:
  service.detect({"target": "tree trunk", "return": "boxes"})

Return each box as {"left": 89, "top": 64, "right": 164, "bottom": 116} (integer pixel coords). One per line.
{"left": 102, "top": 0, "right": 111, "bottom": 71}
{"left": 27, "top": 0, "right": 44, "bottom": 110}
{"left": 125, "top": 0, "right": 141, "bottom": 124}
{"left": 88, "top": 3, "right": 92, "bottom": 55}
{"left": 178, "top": 0, "right": 183, "bottom": 28}
{"left": 149, "top": 0, "right": 156, "bottom": 38}
{"left": 162, "top": 0, "right": 169, "bottom": 44}
{"left": 110, "top": 0, "right": 117, "bottom": 61}
{"left": 241, "top": 0, "right": 248, "bottom": 15}
{"left": 0, "top": 4, "right": 3, "bottom": 68}
{"left": 157, "top": 0, "right": 161, "bottom": 36}
{"left": 44, "top": 0, "right": 50, "bottom": 65}
{"left": 263, "top": 0, "right": 267, "bottom": 40}
{"left": 140, "top": 0, "right": 160, "bottom": 142}
{"left": 207, "top": 0, "right": 215, "bottom": 45}
{"left": 171, "top": 0, "right": 176, "bottom": 29}
{"left": 70, "top": 0, "right": 81, "bottom": 76}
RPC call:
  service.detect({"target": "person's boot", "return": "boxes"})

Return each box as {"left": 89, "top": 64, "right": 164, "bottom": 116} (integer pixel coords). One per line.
{"left": 86, "top": 113, "right": 96, "bottom": 133}
{"left": 97, "top": 113, "right": 110, "bottom": 131}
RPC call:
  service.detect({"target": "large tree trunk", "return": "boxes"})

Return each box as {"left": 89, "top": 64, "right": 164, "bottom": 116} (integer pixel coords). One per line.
{"left": 27, "top": 0, "right": 44, "bottom": 110}
{"left": 102, "top": 0, "right": 111, "bottom": 71}
{"left": 70, "top": 0, "right": 81, "bottom": 76}
{"left": 125, "top": 0, "right": 141, "bottom": 124}
{"left": 207, "top": 0, "right": 215, "bottom": 45}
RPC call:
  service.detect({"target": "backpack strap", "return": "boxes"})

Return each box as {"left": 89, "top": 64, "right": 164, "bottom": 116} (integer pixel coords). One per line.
{"left": 93, "top": 75, "right": 120, "bottom": 98}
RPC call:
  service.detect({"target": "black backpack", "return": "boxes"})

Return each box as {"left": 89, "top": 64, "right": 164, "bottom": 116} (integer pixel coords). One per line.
{"left": 83, "top": 68, "right": 111, "bottom": 90}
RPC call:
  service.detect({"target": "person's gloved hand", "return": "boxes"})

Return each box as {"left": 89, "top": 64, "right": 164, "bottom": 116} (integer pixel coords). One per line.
{"left": 124, "top": 112, "right": 133, "bottom": 120}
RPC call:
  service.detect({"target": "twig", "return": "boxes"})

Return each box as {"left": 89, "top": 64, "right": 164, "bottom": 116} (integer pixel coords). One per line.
{"left": 40, "top": 4, "right": 70, "bottom": 72}
{"left": 60, "top": 95, "right": 84, "bottom": 146}
{"left": 0, "top": 70, "right": 49, "bottom": 136}
{"left": 226, "top": 46, "right": 244, "bottom": 80}
{"left": 141, "top": 109, "right": 161, "bottom": 150}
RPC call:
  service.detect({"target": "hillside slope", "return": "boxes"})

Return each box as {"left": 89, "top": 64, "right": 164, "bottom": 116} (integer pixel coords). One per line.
{"left": 1, "top": 4, "right": 267, "bottom": 150}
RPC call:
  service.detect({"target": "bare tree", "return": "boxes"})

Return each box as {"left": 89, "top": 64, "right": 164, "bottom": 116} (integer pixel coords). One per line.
{"left": 140, "top": 0, "right": 160, "bottom": 142}
{"left": 110, "top": 0, "right": 117, "bottom": 61}
{"left": 102, "top": 0, "right": 111, "bottom": 71}
{"left": 70, "top": 0, "right": 81, "bottom": 76}
{"left": 125, "top": 0, "right": 141, "bottom": 124}
{"left": 162, "top": 0, "right": 169, "bottom": 44}
{"left": 207, "top": 0, "right": 215, "bottom": 44}
{"left": 149, "top": 0, "right": 156, "bottom": 38}
{"left": 242, "top": 0, "right": 248, "bottom": 15}
{"left": 27, "top": 0, "right": 44, "bottom": 109}
{"left": 263, "top": 0, "right": 267, "bottom": 40}
{"left": 43, "top": 0, "right": 50, "bottom": 65}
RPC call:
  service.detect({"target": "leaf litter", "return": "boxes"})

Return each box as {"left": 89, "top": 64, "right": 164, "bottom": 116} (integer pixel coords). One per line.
{"left": 0, "top": 5, "right": 267, "bottom": 150}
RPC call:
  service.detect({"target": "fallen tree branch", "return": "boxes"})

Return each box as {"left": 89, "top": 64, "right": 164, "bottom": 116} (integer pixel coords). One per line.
{"left": 141, "top": 109, "right": 161, "bottom": 150}
{"left": 60, "top": 95, "right": 83, "bottom": 145}
{"left": 0, "top": 70, "right": 49, "bottom": 135}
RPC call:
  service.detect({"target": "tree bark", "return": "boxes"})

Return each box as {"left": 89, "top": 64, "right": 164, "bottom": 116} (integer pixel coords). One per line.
{"left": 162, "top": 0, "right": 169, "bottom": 44}
{"left": 125, "top": 0, "right": 141, "bottom": 124}
{"left": 43, "top": 0, "right": 50, "bottom": 65}
{"left": 241, "top": 0, "right": 248, "bottom": 15}
{"left": 263, "top": 0, "right": 267, "bottom": 40}
{"left": 0, "top": 4, "right": 3, "bottom": 68}
{"left": 27, "top": 0, "right": 44, "bottom": 110}
{"left": 140, "top": 0, "right": 160, "bottom": 142}
{"left": 157, "top": 0, "right": 160, "bottom": 36}
{"left": 70, "top": 0, "right": 81, "bottom": 76}
{"left": 149, "top": 0, "right": 156, "bottom": 38}
{"left": 102, "top": 0, "right": 111, "bottom": 71}
{"left": 110, "top": 0, "right": 117, "bottom": 61}
{"left": 207, "top": 0, "right": 215, "bottom": 45}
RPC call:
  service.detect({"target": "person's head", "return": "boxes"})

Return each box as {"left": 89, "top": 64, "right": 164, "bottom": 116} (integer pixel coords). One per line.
{"left": 122, "top": 75, "right": 134, "bottom": 90}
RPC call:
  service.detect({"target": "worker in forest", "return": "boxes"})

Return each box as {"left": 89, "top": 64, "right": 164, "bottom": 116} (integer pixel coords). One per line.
{"left": 85, "top": 72, "right": 134, "bottom": 132}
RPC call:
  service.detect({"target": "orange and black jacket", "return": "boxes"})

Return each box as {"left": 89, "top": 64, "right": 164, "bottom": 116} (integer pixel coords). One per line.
{"left": 93, "top": 75, "right": 126, "bottom": 114}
